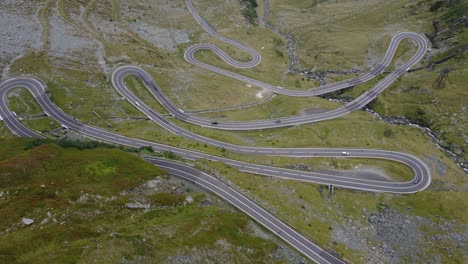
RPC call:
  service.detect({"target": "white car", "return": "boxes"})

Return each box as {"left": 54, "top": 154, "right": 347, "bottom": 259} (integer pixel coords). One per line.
{"left": 135, "top": 101, "right": 141, "bottom": 107}
{"left": 341, "top": 151, "right": 350, "bottom": 156}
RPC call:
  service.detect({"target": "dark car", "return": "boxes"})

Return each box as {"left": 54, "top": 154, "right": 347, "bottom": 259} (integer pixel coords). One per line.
{"left": 275, "top": 119, "right": 282, "bottom": 124}
{"left": 211, "top": 121, "right": 218, "bottom": 125}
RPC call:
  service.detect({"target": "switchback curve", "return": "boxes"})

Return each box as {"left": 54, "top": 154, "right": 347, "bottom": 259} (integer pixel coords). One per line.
{"left": 0, "top": 1, "right": 432, "bottom": 263}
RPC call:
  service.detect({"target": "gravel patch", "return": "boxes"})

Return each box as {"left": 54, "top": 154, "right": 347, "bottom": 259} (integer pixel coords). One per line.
{"left": 247, "top": 221, "right": 308, "bottom": 263}
{"left": 301, "top": 108, "right": 328, "bottom": 115}
{"left": 271, "top": 245, "right": 308, "bottom": 264}
{"left": 333, "top": 204, "right": 467, "bottom": 263}
{"left": 367, "top": 207, "right": 423, "bottom": 262}
{"left": 164, "top": 247, "right": 234, "bottom": 264}
{"left": 88, "top": 13, "right": 126, "bottom": 37}
{"left": 333, "top": 167, "right": 393, "bottom": 182}
{"left": 425, "top": 155, "right": 447, "bottom": 176}
{"left": 129, "top": 23, "right": 190, "bottom": 52}
{"left": 287, "top": 164, "right": 392, "bottom": 182}
{"left": 47, "top": 5, "right": 96, "bottom": 58}
{"left": 0, "top": 1, "right": 42, "bottom": 78}
{"left": 0, "top": 12, "right": 41, "bottom": 55}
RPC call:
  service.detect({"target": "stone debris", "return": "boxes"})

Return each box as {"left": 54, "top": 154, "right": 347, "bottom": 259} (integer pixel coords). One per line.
{"left": 145, "top": 180, "right": 161, "bottom": 189}
{"left": 22, "top": 218, "right": 34, "bottom": 225}
{"left": 185, "top": 195, "right": 193, "bottom": 204}
{"left": 125, "top": 202, "right": 150, "bottom": 209}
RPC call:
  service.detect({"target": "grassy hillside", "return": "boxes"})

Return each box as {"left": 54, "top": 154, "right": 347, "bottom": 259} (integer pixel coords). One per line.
{"left": 0, "top": 0, "right": 466, "bottom": 263}
{"left": 0, "top": 139, "right": 301, "bottom": 263}
{"left": 264, "top": 0, "right": 467, "bottom": 166}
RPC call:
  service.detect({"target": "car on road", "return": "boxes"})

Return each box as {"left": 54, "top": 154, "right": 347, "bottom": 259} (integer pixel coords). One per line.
{"left": 275, "top": 119, "right": 282, "bottom": 124}
{"left": 341, "top": 151, "right": 350, "bottom": 156}
{"left": 211, "top": 121, "right": 218, "bottom": 125}
{"left": 135, "top": 101, "right": 141, "bottom": 107}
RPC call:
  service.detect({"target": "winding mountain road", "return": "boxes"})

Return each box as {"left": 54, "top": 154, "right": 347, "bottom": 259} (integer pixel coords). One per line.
{"left": 183, "top": 0, "right": 428, "bottom": 130}
{"left": 0, "top": 0, "right": 432, "bottom": 263}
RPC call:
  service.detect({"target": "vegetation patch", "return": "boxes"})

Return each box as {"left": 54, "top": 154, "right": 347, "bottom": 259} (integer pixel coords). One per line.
{"left": 240, "top": 0, "right": 259, "bottom": 25}
{"left": 23, "top": 138, "right": 139, "bottom": 152}
{"left": 0, "top": 138, "right": 294, "bottom": 263}
{"left": 148, "top": 193, "right": 186, "bottom": 207}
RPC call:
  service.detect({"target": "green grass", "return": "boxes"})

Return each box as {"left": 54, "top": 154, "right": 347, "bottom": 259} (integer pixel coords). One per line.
{"left": 123, "top": 75, "right": 169, "bottom": 115}
{"left": 147, "top": 192, "right": 186, "bottom": 207}
{"left": 5, "top": 88, "right": 43, "bottom": 115}
{"left": 0, "top": 123, "right": 14, "bottom": 140}
{"left": 0, "top": 143, "right": 162, "bottom": 205}
{"left": 21, "top": 118, "right": 61, "bottom": 133}
{"left": 4, "top": 86, "right": 67, "bottom": 134}
{"left": 0, "top": 139, "right": 291, "bottom": 263}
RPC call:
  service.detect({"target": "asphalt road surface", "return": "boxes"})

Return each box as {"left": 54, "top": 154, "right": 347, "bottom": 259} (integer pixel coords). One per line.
{"left": 0, "top": 1, "right": 432, "bottom": 263}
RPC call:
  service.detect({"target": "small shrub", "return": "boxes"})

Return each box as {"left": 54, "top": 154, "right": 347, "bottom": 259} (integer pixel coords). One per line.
{"left": 139, "top": 146, "right": 154, "bottom": 153}
{"left": 148, "top": 193, "right": 186, "bottom": 207}
{"left": 429, "top": 1, "right": 444, "bottom": 12}
{"left": 240, "top": 0, "right": 258, "bottom": 25}
{"left": 162, "top": 150, "right": 178, "bottom": 159}
{"left": 23, "top": 138, "right": 140, "bottom": 153}
{"left": 383, "top": 129, "right": 394, "bottom": 138}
